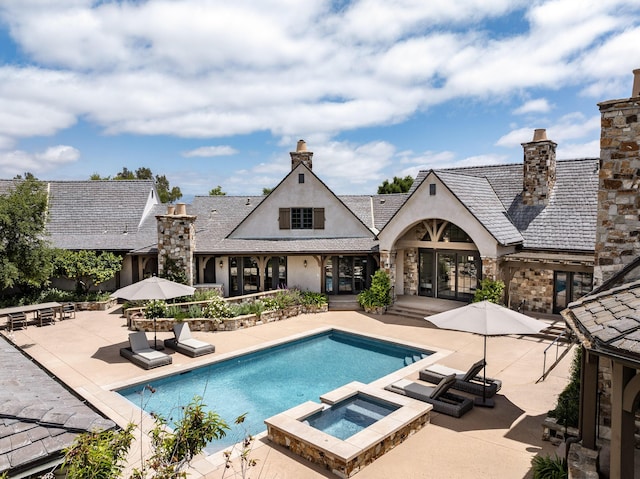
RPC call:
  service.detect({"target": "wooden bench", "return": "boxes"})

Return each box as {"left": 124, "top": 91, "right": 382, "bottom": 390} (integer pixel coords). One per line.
{"left": 8, "top": 312, "right": 27, "bottom": 330}
{"left": 37, "top": 308, "right": 56, "bottom": 327}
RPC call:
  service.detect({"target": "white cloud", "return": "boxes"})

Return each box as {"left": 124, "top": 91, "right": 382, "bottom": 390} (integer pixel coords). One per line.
{"left": 0, "top": 145, "right": 80, "bottom": 176}
{"left": 182, "top": 145, "right": 238, "bottom": 158}
{"left": 513, "top": 98, "right": 552, "bottom": 115}
{"left": 495, "top": 112, "right": 601, "bottom": 148}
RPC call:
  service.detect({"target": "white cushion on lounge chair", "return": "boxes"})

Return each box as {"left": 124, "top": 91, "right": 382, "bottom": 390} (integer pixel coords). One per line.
{"left": 425, "top": 364, "right": 463, "bottom": 377}
{"left": 137, "top": 349, "right": 171, "bottom": 361}
{"left": 178, "top": 338, "right": 210, "bottom": 349}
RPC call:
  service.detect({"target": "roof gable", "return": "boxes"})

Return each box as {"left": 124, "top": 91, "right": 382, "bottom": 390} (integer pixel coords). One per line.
{"left": 229, "top": 164, "right": 375, "bottom": 239}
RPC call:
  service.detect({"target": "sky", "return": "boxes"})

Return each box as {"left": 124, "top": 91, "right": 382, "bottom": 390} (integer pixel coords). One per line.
{"left": 0, "top": 0, "right": 639, "bottom": 200}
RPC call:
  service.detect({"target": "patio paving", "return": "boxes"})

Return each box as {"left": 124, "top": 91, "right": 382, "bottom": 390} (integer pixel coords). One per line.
{"left": 0, "top": 304, "right": 574, "bottom": 478}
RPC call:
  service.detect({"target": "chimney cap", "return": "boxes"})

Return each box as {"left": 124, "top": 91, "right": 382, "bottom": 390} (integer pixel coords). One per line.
{"left": 296, "top": 139, "right": 307, "bottom": 152}
{"left": 532, "top": 129, "right": 548, "bottom": 142}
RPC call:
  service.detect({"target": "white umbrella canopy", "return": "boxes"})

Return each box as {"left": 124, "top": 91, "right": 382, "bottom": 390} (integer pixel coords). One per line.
{"left": 425, "top": 300, "right": 548, "bottom": 337}
{"left": 111, "top": 276, "right": 195, "bottom": 301}
{"left": 425, "top": 300, "right": 548, "bottom": 406}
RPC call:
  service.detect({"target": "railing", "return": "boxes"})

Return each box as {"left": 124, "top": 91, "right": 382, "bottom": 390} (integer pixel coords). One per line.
{"left": 538, "top": 330, "right": 573, "bottom": 383}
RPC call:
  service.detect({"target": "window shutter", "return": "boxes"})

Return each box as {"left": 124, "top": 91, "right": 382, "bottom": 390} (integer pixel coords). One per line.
{"left": 279, "top": 208, "right": 290, "bottom": 229}
{"left": 313, "top": 208, "right": 325, "bottom": 229}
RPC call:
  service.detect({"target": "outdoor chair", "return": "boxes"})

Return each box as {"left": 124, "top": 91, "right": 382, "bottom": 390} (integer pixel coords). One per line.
{"left": 8, "top": 312, "right": 27, "bottom": 330}
{"left": 120, "top": 331, "right": 172, "bottom": 369}
{"left": 37, "top": 308, "right": 56, "bottom": 327}
{"left": 164, "top": 322, "right": 215, "bottom": 357}
{"left": 62, "top": 303, "right": 76, "bottom": 319}
{"left": 419, "top": 359, "right": 502, "bottom": 398}
{"left": 385, "top": 374, "right": 474, "bottom": 418}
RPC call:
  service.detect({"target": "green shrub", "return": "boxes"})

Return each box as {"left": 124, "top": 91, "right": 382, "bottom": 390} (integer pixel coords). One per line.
{"left": 531, "top": 454, "right": 567, "bottom": 479}
{"left": 472, "top": 278, "right": 505, "bottom": 304}
{"left": 145, "top": 299, "right": 167, "bottom": 319}
{"left": 300, "top": 291, "right": 328, "bottom": 306}
{"left": 202, "top": 295, "right": 233, "bottom": 320}
{"left": 263, "top": 289, "right": 301, "bottom": 310}
{"left": 548, "top": 347, "right": 581, "bottom": 428}
{"left": 358, "top": 270, "right": 391, "bottom": 308}
{"left": 188, "top": 304, "right": 204, "bottom": 318}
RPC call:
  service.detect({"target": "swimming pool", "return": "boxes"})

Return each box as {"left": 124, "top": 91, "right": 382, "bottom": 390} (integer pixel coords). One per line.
{"left": 117, "top": 329, "right": 432, "bottom": 453}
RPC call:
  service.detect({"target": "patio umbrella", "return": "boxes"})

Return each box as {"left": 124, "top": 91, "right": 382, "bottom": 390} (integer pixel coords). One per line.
{"left": 425, "top": 300, "right": 548, "bottom": 407}
{"left": 111, "top": 277, "right": 196, "bottom": 348}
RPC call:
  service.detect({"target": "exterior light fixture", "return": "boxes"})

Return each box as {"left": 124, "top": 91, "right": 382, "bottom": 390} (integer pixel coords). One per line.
{"left": 219, "top": 260, "right": 223, "bottom": 268}
{"left": 303, "top": 260, "right": 308, "bottom": 268}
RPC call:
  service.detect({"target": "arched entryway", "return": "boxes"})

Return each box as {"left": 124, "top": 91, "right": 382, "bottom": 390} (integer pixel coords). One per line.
{"left": 399, "top": 219, "right": 481, "bottom": 302}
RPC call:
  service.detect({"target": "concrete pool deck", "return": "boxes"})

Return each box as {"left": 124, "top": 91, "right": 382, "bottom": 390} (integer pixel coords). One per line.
{"left": 1, "top": 304, "right": 573, "bottom": 478}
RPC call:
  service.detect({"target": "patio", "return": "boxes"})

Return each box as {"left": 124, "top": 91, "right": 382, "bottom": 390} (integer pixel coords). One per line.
{"left": 0, "top": 304, "right": 573, "bottom": 478}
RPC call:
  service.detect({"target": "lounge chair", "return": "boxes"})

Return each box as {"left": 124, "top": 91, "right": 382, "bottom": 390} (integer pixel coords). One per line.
{"left": 419, "top": 359, "right": 502, "bottom": 398}
{"left": 385, "top": 374, "right": 474, "bottom": 418}
{"left": 164, "top": 322, "right": 215, "bottom": 357}
{"left": 120, "top": 331, "right": 172, "bottom": 369}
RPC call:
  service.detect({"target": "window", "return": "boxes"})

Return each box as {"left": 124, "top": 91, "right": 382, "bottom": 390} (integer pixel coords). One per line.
{"left": 429, "top": 183, "right": 436, "bottom": 195}
{"left": 279, "top": 208, "right": 324, "bottom": 230}
{"left": 554, "top": 271, "right": 593, "bottom": 313}
{"left": 298, "top": 173, "right": 305, "bottom": 183}
{"left": 292, "top": 208, "right": 313, "bottom": 229}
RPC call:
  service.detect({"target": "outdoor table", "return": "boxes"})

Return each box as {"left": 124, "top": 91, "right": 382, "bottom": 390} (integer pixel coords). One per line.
{"left": 0, "top": 302, "right": 63, "bottom": 329}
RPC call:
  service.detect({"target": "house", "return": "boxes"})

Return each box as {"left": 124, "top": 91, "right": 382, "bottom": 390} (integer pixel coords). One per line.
{"left": 4, "top": 132, "right": 598, "bottom": 315}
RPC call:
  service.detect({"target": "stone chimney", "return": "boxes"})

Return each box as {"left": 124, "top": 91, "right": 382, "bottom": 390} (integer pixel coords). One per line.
{"left": 290, "top": 139, "right": 313, "bottom": 170}
{"left": 594, "top": 70, "right": 640, "bottom": 286}
{"left": 522, "top": 128, "right": 557, "bottom": 206}
{"left": 156, "top": 204, "right": 197, "bottom": 285}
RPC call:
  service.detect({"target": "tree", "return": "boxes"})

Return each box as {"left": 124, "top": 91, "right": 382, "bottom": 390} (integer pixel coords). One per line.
{"left": 262, "top": 187, "right": 273, "bottom": 195}
{"left": 377, "top": 175, "right": 414, "bottom": 194}
{"left": 0, "top": 177, "right": 54, "bottom": 290}
{"left": 155, "top": 174, "right": 182, "bottom": 203}
{"left": 53, "top": 249, "right": 123, "bottom": 294}
{"left": 208, "top": 185, "right": 226, "bottom": 196}
{"left": 89, "top": 168, "right": 183, "bottom": 203}
{"left": 472, "top": 278, "right": 505, "bottom": 304}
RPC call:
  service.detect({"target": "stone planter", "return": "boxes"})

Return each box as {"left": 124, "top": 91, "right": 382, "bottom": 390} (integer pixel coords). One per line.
{"left": 363, "top": 305, "right": 386, "bottom": 315}
{"left": 74, "top": 297, "right": 118, "bottom": 311}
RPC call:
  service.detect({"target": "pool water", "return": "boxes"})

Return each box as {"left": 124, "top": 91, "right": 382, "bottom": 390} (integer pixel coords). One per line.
{"left": 118, "top": 329, "right": 431, "bottom": 453}
{"left": 304, "top": 394, "right": 400, "bottom": 440}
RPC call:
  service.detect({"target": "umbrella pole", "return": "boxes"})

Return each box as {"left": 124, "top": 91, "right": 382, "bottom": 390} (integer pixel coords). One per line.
{"left": 153, "top": 318, "right": 158, "bottom": 350}
{"left": 475, "top": 334, "right": 495, "bottom": 407}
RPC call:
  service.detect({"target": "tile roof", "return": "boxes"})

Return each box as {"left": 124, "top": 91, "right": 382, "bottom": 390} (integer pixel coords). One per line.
{"left": 433, "top": 170, "right": 523, "bottom": 245}
{"left": 563, "top": 278, "right": 640, "bottom": 362}
{"left": 45, "top": 180, "right": 158, "bottom": 250}
{"left": 0, "top": 337, "right": 115, "bottom": 476}
{"left": 410, "top": 158, "right": 599, "bottom": 250}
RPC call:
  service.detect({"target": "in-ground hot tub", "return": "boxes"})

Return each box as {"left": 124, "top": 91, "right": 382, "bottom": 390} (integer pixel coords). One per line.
{"left": 304, "top": 393, "right": 400, "bottom": 440}
{"left": 265, "top": 381, "right": 432, "bottom": 478}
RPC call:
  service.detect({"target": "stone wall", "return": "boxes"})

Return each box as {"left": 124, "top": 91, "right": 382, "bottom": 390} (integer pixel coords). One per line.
{"left": 595, "top": 96, "right": 640, "bottom": 285}
{"left": 266, "top": 411, "right": 429, "bottom": 478}
{"left": 481, "top": 257, "right": 499, "bottom": 281}
{"left": 508, "top": 267, "right": 554, "bottom": 313}
{"left": 156, "top": 207, "right": 197, "bottom": 285}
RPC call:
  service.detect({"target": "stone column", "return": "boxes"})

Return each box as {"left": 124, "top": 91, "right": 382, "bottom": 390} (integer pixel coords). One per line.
{"left": 595, "top": 71, "right": 640, "bottom": 285}
{"left": 156, "top": 203, "right": 197, "bottom": 286}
